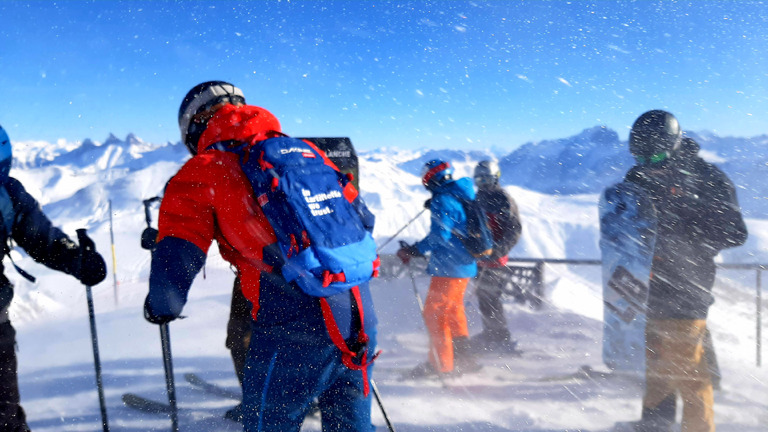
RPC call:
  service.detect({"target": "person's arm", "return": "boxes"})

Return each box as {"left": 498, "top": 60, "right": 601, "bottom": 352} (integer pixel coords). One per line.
{"left": 144, "top": 160, "right": 215, "bottom": 324}
{"left": 687, "top": 166, "right": 748, "bottom": 252}
{"left": 6, "top": 178, "right": 105, "bottom": 285}
{"left": 414, "top": 194, "right": 457, "bottom": 255}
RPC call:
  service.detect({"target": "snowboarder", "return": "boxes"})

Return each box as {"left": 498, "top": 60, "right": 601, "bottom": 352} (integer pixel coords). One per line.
{"left": 397, "top": 159, "right": 479, "bottom": 377}
{"left": 0, "top": 124, "right": 107, "bottom": 431}
{"left": 623, "top": 110, "right": 747, "bottom": 432}
{"left": 143, "top": 81, "right": 379, "bottom": 431}
{"left": 469, "top": 160, "right": 522, "bottom": 353}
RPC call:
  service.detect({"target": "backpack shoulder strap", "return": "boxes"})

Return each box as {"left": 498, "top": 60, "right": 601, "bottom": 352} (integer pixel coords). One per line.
{"left": 0, "top": 185, "right": 35, "bottom": 282}
{"left": 0, "top": 185, "right": 14, "bottom": 238}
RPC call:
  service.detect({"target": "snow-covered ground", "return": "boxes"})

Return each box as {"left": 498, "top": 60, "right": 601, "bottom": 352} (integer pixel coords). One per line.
{"left": 6, "top": 132, "right": 768, "bottom": 431}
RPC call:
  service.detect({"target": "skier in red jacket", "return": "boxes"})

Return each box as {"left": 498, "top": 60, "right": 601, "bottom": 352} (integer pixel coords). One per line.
{"left": 143, "top": 81, "right": 378, "bottom": 431}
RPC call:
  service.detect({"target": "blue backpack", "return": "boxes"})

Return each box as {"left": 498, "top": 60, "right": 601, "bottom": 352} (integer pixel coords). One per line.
{"left": 211, "top": 135, "right": 379, "bottom": 297}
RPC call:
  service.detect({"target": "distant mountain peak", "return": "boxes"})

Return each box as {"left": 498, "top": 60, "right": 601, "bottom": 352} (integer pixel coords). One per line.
{"left": 104, "top": 133, "right": 122, "bottom": 146}
{"left": 580, "top": 126, "right": 619, "bottom": 145}
{"left": 125, "top": 133, "right": 143, "bottom": 145}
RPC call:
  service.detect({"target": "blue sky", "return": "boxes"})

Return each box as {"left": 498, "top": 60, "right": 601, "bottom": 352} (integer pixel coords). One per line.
{"left": 0, "top": 1, "right": 766, "bottom": 151}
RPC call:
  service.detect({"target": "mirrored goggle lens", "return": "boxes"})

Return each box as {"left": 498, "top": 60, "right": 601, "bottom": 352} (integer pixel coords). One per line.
{"left": 635, "top": 151, "right": 668, "bottom": 165}
{"left": 474, "top": 176, "right": 495, "bottom": 186}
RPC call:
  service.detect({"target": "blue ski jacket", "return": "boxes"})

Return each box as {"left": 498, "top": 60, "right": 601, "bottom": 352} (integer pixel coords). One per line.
{"left": 415, "top": 177, "right": 477, "bottom": 278}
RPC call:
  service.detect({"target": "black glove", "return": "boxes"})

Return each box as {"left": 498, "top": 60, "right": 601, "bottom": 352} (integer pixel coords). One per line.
{"left": 76, "top": 229, "right": 107, "bottom": 286}
{"left": 141, "top": 227, "right": 159, "bottom": 250}
{"left": 396, "top": 241, "right": 421, "bottom": 265}
{"left": 424, "top": 198, "right": 432, "bottom": 209}
{"left": 143, "top": 298, "right": 176, "bottom": 325}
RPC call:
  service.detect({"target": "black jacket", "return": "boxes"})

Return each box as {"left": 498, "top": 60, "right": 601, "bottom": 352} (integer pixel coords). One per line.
{"left": 0, "top": 177, "right": 83, "bottom": 316}
{"left": 475, "top": 185, "right": 522, "bottom": 260}
{"left": 625, "top": 155, "right": 747, "bottom": 319}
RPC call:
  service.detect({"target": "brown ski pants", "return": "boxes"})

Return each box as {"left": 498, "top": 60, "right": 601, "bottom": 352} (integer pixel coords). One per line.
{"left": 643, "top": 319, "right": 715, "bottom": 432}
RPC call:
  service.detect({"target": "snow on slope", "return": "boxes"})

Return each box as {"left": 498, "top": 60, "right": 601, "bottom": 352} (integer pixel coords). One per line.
{"left": 5, "top": 131, "right": 767, "bottom": 431}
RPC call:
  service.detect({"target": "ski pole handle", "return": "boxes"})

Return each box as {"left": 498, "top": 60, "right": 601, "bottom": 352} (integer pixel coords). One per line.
{"left": 142, "top": 196, "right": 162, "bottom": 228}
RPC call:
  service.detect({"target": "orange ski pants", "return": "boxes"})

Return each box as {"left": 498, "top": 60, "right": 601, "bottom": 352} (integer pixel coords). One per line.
{"left": 423, "top": 276, "right": 470, "bottom": 373}
{"left": 644, "top": 319, "right": 715, "bottom": 432}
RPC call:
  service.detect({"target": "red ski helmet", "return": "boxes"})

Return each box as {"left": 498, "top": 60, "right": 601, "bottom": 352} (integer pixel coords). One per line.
{"left": 421, "top": 159, "right": 454, "bottom": 190}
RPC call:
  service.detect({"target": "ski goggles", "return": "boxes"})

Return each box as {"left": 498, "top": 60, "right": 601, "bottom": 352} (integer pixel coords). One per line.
{"left": 634, "top": 151, "right": 669, "bottom": 165}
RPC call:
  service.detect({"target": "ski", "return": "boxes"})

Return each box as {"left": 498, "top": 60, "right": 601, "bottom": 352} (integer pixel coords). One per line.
{"left": 122, "top": 393, "right": 174, "bottom": 414}
{"left": 184, "top": 373, "right": 321, "bottom": 418}
{"left": 538, "top": 365, "right": 613, "bottom": 382}
{"left": 184, "top": 373, "right": 241, "bottom": 400}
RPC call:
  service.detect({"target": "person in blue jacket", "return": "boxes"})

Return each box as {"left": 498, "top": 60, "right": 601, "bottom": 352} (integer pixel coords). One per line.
{"left": 397, "top": 159, "right": 479, "bottom": 377}
{"left": 0, "top": 124, "right": 107, "bottom": 431}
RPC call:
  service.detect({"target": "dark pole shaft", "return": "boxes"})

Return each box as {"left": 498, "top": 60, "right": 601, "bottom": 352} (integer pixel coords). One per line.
{"left": 377, "top": 209, "right": 426, "bottom": 252}
{"left": 86, "top": 285, "right": 110, "bottom": 432}
{"left": 370, "top": 379, "right": 396, "bottom": 432}
{"left": 160, "top": 323, "right": 179, "bottom": 432}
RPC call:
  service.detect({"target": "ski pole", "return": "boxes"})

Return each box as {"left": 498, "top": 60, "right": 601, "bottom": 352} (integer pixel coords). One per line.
{"left": 76, "top": 229, "right": 110, "bottom": 432}
{"left": 377, "top": 209, "right": 426, "bottom": 252}
{"left": 370, "top": 379, "right": 396, "bottom": 432}
{"left": 400, "top": 242, "right": 447, "bottom": 385}
{"left": 159, "top": 323, "right": 179, "bottom": 432}
{"left": 108, "top": 200, "right": 118, "bottom": 306}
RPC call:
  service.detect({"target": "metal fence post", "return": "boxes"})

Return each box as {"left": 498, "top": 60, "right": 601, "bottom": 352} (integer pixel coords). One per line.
{"left": 757, "top": 268, "right": 762, "bottom": 367}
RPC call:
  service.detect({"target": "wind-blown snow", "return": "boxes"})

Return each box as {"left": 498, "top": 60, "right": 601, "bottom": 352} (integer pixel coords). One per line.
{"left": 6, "top": 129, "right": 767, "bottom": 431}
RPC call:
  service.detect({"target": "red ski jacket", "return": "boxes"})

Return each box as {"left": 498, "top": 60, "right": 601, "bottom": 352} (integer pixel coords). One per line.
{"left": 154, "top": 105, "right": 283, "bottom": 319}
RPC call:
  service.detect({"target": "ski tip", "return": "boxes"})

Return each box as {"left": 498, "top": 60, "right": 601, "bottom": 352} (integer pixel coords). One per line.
{"left": 122, "top": 393, "right": 174, "bottom": 414}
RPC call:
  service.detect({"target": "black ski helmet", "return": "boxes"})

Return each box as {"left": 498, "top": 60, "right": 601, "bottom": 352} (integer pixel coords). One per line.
{"left": 628, "top": 110, "right": 682, "bottom": 163}
{"left": 178, "top": 81, "right": 246, "bottom": 155}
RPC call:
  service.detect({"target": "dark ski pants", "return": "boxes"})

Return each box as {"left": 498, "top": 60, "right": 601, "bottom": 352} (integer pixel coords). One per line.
{"left": 242, "top": 325, "right": 376, "bottom": 432}
{"left": 642, "top": 319, "right": 714, "bottom": 432}
{"left": 475, "top": 267, "right": 512, "bottom": 340}
{"left": 0, "top": 321, "right": 30, "bottom": 432}
{"left": 226, "top": 277, "right": 252, "bottom": 387}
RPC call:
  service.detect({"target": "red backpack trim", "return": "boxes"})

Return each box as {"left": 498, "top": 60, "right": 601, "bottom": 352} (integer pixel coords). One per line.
{"left": 318, "top": 286, "right": 379, "bottom": 397}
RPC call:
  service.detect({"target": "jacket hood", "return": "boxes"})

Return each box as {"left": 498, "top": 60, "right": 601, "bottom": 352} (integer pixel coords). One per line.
{"left": 433, "top": 176, "right": 476, "bottom": 200}
{"left": 197, "top": 104, "right": 282, "bottom": 153}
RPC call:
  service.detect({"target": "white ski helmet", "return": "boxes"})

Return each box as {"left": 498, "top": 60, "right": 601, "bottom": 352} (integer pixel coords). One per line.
{"left": 474, "top": 160, "right": 500, "bottom": 187}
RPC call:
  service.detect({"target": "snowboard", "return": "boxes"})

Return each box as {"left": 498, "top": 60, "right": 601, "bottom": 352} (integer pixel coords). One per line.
{"left": 599, "top": 181, "right": 657, "bottom": 377}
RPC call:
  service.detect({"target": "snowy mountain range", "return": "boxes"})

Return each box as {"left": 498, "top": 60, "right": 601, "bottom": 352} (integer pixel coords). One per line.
{"left": 6, "top": 128, "right": 767, "bottom": 431}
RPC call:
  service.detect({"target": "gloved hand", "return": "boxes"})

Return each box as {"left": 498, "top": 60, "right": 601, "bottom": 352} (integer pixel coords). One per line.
{"left": 76, "top": 229, "right": 107, "bottom": 286}
{"left": 396, "top": 242, "right": 421, "bottom": 265}
{"left": 423, "top": 198, "right": 432, "bottom": 210}
{"left": 143, "top": 298, "right": 176, "bottom": 325}
{"left": 141, "top": 227, "right": 159, "bottom": 250}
